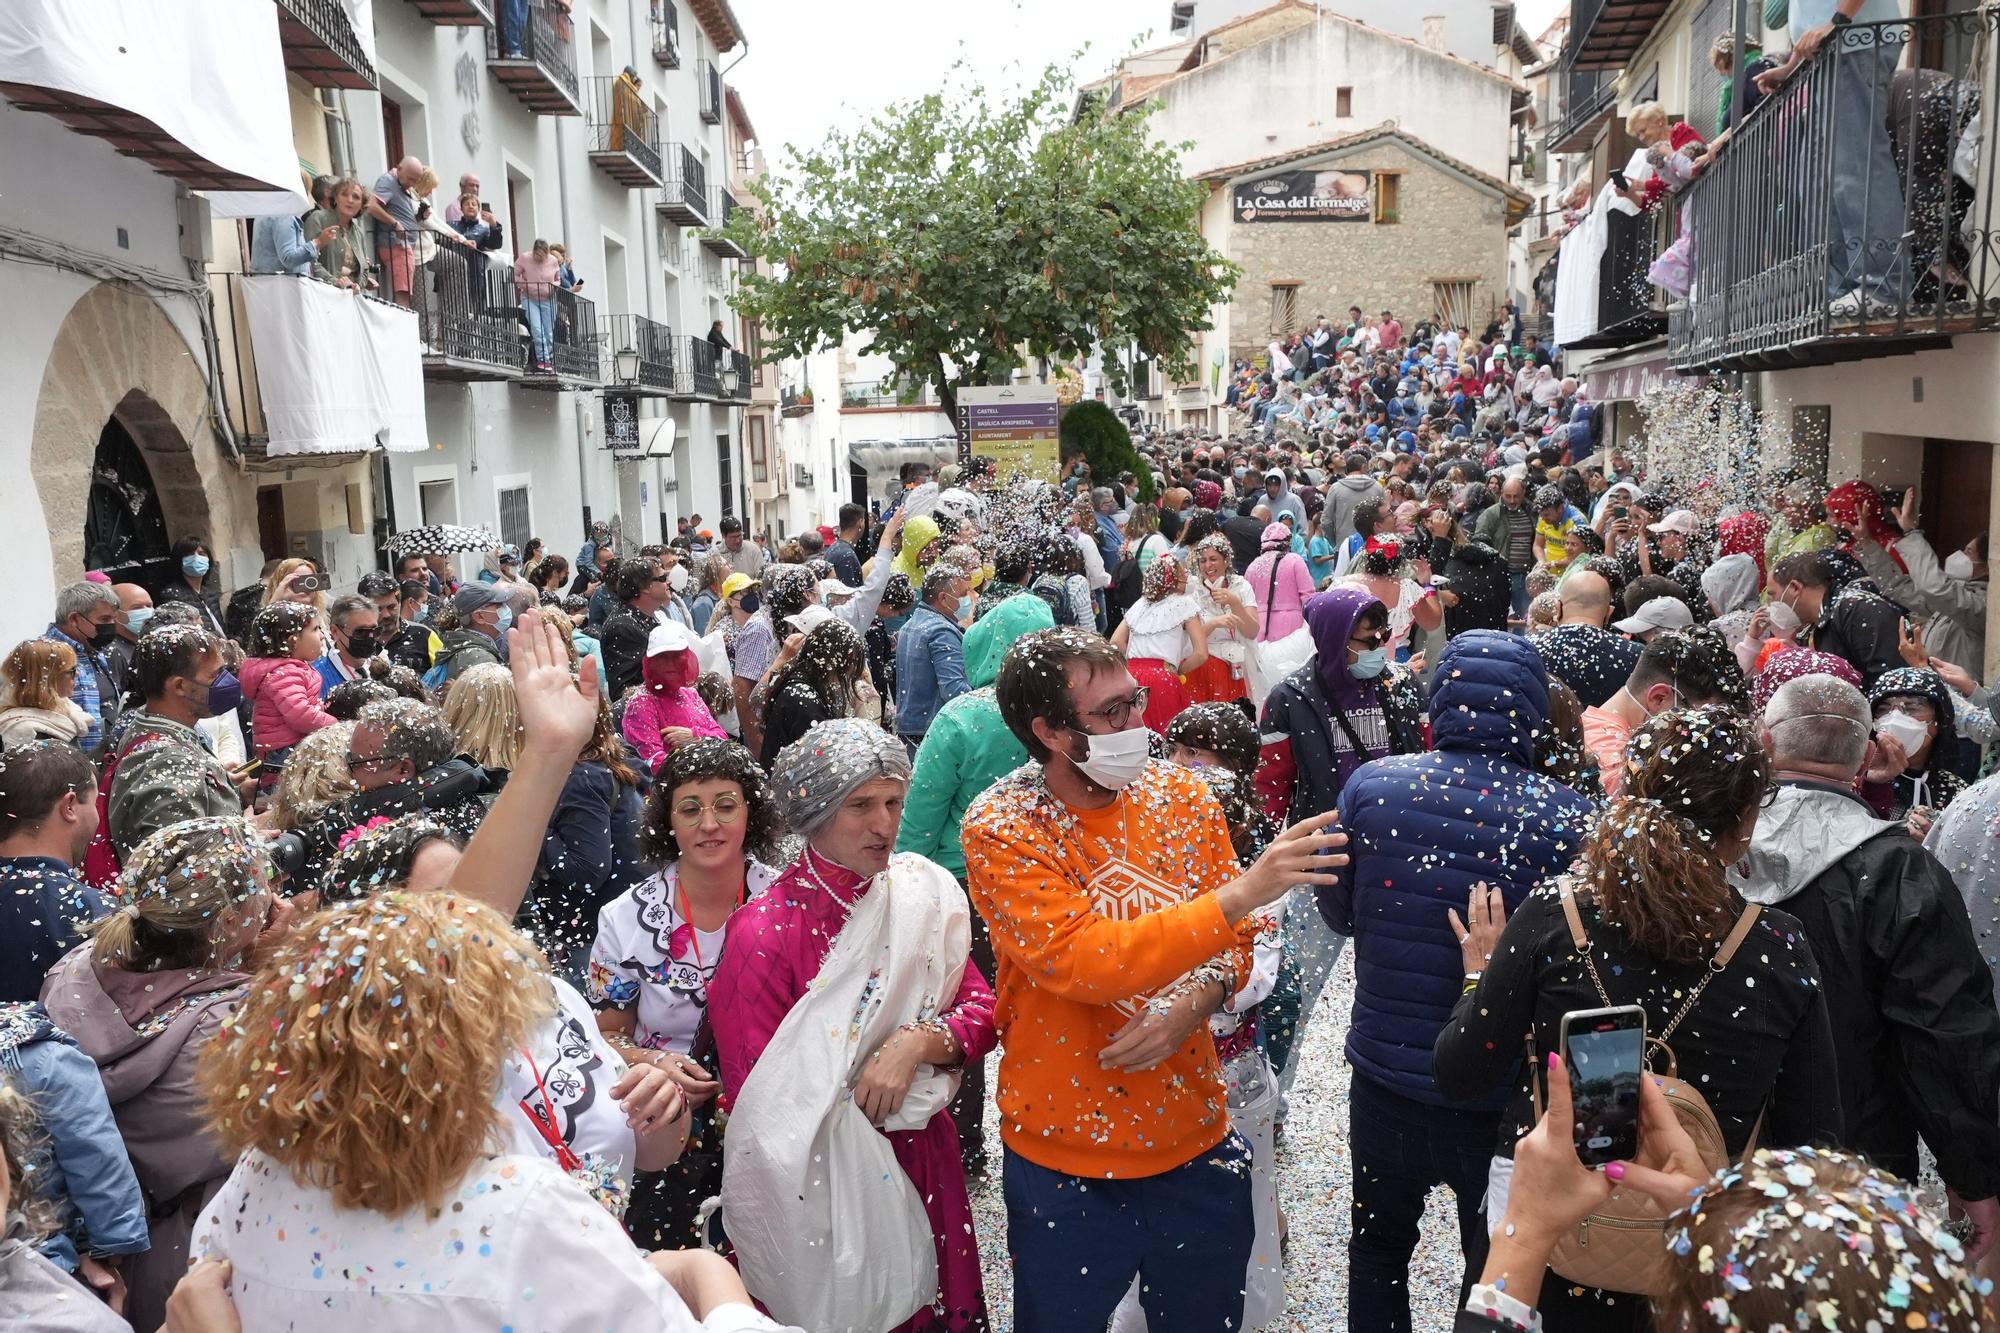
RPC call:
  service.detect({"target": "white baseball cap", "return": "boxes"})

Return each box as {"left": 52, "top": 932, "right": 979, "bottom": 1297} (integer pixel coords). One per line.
{"left": 784, "top": 603, "right": 836, "bottom": 634}
{"left": 1612, "top": 596, "right": 1695, "bottom": 635}
{"left": 646, "top": 621, "right": 695, "bottom": 656}
{"left": 1647, "top": 509, "right": 1702, "bottom": 537}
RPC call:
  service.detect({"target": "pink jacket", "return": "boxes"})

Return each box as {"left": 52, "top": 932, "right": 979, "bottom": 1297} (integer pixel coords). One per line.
{"left": 238, "top": 656, "right": 337, "bottom": 753}
{"left": 620, "top": 687, "right": 726, "bottom": 773}
{"left": 1244, "top": 551, "right": 1317, "bottom": 641}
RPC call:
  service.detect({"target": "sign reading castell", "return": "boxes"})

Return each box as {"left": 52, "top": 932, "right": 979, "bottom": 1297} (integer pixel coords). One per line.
{"left": 1232, "top": 168, "right": 1373, "bottom": 222}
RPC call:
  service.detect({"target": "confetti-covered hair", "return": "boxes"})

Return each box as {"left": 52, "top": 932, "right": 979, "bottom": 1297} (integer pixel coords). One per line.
{"left": 440, "top": 662, "right": 523, "bottom": 773}
{"left": 0, "top": 1083, "right": 59, "bottom": 1243}
{"left": 769, "top": 717, "right": 910, "bottom": 836}
{"left": 1, "top": 640, "right": 77, "bottom": 714}
{"left": 1164, "top": 702, "right": 1259, "bottom": 776}
{"left": 248, "top": 600, "right": 319, "bottom": 658}
{"left": 264, "top": 721, "right": 358, "bottom": 832}
{"left": 320, "top": 814, "right": 462, "bottom": 902}
{"left": 640, "top": 738, "right": 780, "bottom": 865}
{"left": 1656, "top": 1147, "right": 1989, "bottom": 1331}
{"left": 767, "top": 618, "right": 866, "bottom": 718}
{"left": 1578, "top": 706, "right": 1770, "bottom": 965}
{"left": 1141, "top": 553, "right": 1187, "bottom": 602}
{"left": 91, "top": 817, "right": 272, "bottom": 972}
{"left": 196, "top": 892, "right": 553, "bottom": 1217}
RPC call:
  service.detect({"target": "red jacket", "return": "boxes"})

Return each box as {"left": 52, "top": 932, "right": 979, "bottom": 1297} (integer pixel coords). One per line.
{"left": 238, "top": 656, "right": 336, "bottom": 754}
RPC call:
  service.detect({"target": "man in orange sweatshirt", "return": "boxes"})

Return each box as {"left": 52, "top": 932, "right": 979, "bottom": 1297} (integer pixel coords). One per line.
{"left": 963, "top": 628, "right": 1346, "bottom": 1333}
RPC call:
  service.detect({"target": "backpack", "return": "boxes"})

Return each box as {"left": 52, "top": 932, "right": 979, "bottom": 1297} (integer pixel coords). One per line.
{"left": 1528, "top": 882, "right": 1765, "bottom": 1297}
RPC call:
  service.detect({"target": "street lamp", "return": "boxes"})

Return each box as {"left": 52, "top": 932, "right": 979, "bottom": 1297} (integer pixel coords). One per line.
{"left": 720, "top": 359, "right": 741, "bottom": 399}
{"left": 615, "top": 343, "right": 640, "bottom": 384}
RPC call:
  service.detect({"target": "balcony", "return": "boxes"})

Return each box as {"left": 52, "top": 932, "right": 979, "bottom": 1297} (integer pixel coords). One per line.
{"left": 1559, "top": 195, "right": 1674, "bottom": 351}
{"left": 585, "top": 75, "right": 664, "bottom": 187}
{"left": 1568, "top": 0, "right": 1671, "bottom": 69}
{"left": 657, "top": 145, "right": 711, "bottom": 225}
{"left": 668, "top": 334, "right": 724, "bottom": 400}
{"left": 724, "top": 350, "right": 752, "bottom": 402}
{"left": 840, "top": 379, "right": 939, "bottom": 409}
{"left": 700, "top": 59, "right": 722, "bottom": 124}
{"left": 401, "top": 0, "right": 494, "bottom": 25}
{"left": 413, "top": 243, "right": 526, "bottom": 382}
{"left": 701, "top": 187, "right": 748, "bottom": 258}
{"left": 651, "top": 1, "right": 682, "bottom": 68}
{"left": 516, "top": 285, "right": 604, "bottom": 390}
{"left": 208, "top": 271, "right": 426, "bottom": 464}
{"left": 1547, "top": 60, "right": 1616, "bottom": 154}
{"left": 603, "top": 314, "right": 676, "bottom": 396}
{"left": 793, "top": 463, "right": 815, "bottom": 489}
{"left": 486, "top": 0, "right": 582, "bottom": 116}
{"left": 275, "top": 0, "right": 378, "bottom": 89}
{"left": 1670, "top": 9, "right": 2000, "bottom": 374}
{"left": 780, "top": 384, "right": 816, "bottom": 416}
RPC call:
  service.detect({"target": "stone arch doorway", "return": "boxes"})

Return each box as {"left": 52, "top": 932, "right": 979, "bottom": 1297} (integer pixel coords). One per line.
{"left": 30, "top": 281, "right": 248, "bottom": 587}
{"left": 84, "top": 412, "right": 173, "bottom": 584}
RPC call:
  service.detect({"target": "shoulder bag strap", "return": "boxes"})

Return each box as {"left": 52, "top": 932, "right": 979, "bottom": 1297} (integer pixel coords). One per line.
{"left": 1262, "top": 556, "right": 1284, "bottom": 637}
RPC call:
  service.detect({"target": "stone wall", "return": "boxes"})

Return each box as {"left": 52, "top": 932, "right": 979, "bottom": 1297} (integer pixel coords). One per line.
{"left": 1224, "top": 139, "right": 1512, "bottom": 366}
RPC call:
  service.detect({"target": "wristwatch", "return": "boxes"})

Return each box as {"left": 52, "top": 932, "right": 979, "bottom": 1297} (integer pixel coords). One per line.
{"left": 1831, "top": 11, "right": 1852, "bottom": 23}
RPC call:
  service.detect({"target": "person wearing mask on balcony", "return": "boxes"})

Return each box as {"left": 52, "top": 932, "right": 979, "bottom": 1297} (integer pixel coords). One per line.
{"left": 1756, "top": 0, "right": 1910, "bottom": 316}
{"left": 367, "top": 157, "right": 426, "bottom": 310}
{"left": 515, "top": 238, "right": 562, "bottom": 372}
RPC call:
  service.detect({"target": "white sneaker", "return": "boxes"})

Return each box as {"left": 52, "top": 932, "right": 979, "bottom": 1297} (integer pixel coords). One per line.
{"left": 1829, "top": 290, "right": 1866, "bottom": 320}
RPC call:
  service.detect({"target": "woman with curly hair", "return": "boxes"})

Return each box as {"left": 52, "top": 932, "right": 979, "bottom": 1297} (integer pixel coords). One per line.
{"left": 255, "top": 720, "right": 356, "bottom": 833}
{"left": 1436, "top": 706, "right": 1843, "bottom": 1331}
{"left": 0, "top": 1079, "right": 129, "bottom": 1331}
{"left": 189, "top": 892, "right": 793, "bottom": 1333}
{"left": 1109, "top": 553, "right": 1208, "bottom": 734}
{"left": 1184, "top": 534, "right": 1258, "bottom": 707}
{"left": 238, "top": 601, "right": 336, "bottom": 776}
{"left": 40, "top": 817, "right": 282, "bottom": 1331}
{"left": 759, "top": 617, "right": 869, "bottom": 766}
{"left": 589, "top": 738, "right": 782, "bottom": 1249}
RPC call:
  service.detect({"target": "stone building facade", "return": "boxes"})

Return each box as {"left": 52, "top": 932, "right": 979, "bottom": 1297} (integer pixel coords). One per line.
{"left": 1207, "top": 127, "right": 1526, "bottom": 370}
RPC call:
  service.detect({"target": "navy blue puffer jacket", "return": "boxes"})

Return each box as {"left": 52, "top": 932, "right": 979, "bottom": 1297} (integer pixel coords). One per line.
{"left": 1325, "top": 629, "right": 1592, "bottom": 1109}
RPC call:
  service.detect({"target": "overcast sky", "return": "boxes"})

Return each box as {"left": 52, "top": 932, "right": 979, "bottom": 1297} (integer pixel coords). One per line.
{"left": 727, "top": 0, "right": 1568, "bottom": 167}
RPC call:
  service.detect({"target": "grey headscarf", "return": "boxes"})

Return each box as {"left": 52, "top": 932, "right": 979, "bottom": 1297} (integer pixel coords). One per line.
{"left": 1701, "top": 552, "right": 1762, "bottom": 616}
{"left": 770, "top": 718, "right": 911, "bottom": 835}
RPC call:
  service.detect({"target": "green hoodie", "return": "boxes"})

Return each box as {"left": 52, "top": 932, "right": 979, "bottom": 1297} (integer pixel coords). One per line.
{"left": 895, "top": 594, "right": 1054, "bottom": 876}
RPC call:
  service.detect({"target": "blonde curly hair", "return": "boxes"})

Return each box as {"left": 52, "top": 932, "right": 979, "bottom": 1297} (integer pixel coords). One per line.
{"left": 440, "top": 662, "right": 522, "bottom": 772}
{"left": 263, "top": 721, "right": 357, "bottom": 830}
{"left": 0, "top": 1081, "right": 59, "bottom": 1241}
{"left": 198, "top": 892, "right": 553, "bottom": 1217}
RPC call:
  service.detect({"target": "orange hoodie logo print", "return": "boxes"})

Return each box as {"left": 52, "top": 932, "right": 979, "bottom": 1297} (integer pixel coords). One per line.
{"left": 1087, "top": 857, "right": 1197, "bottom": 1018}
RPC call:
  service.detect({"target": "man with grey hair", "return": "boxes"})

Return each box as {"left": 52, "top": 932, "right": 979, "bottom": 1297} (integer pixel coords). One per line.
{"left": 435, "top": 582, "right": 510, "bottom": 683}
{"left": 45, "top": 580, "right": 123, "bottom": 753}
{"left": 313, "top": 593, "right": 383, "bottom": 698}
{"left": 1734, "top": 671, "right": 2000, "bottom": 1254}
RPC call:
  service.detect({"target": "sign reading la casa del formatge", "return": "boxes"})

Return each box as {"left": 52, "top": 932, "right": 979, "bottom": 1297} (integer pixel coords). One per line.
{"left": 1232, "top": 169, "right": 1373, "bottom": 222}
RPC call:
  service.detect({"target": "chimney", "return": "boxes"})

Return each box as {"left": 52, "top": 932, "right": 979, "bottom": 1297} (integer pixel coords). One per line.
{"left": 1422, "top": 15, "right": 1448, "bottom": 51}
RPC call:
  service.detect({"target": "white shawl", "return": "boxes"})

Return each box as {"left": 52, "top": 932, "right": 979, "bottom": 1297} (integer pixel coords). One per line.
{"left": 723, "top": 852, "right": 970, "bottom": 1333}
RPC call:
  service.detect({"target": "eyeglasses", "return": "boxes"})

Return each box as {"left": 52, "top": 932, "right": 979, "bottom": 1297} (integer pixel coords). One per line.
{"left": 1074, "top": 687, "right": 1150, "bottom": 730}
{"left": 344, "top": 752, "right": 398, "bottom": 773}
{"left": 671, "top": 795, "right": 746, "bottom": 826}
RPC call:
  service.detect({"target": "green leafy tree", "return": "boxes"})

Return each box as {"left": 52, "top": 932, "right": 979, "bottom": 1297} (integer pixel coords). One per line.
{"left": 716, "top": 64, "right": 1237, "bottom": 423}
{"left": 1060, "top": 402, "right": 1154, "bottom": 502}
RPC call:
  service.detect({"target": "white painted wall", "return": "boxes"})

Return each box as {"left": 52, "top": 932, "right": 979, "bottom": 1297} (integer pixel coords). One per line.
{"left": 1167, "top": 0, "right": 1513, "bottom": 71}
{"left": 1144, "top": 13, "right": 1517, "bottom": 183}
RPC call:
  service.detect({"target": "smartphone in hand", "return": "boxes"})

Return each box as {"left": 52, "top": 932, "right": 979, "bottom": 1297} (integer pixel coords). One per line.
{"left": 1560, "top": 1005, "right": 1646, "bottom": 1167}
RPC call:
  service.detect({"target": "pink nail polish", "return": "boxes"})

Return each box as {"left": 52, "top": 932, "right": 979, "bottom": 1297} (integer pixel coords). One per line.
{"left": 1546, "top": 1051, "right": 1558, "bottom": 1070}
{"left": 1605, "top": 1162, "right": 1626, "bottom": 1182}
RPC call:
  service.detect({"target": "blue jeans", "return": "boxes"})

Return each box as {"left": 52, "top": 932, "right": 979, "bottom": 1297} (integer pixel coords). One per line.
{"left": 524, "top": 296, "right": 555, "bottom": 367}
{"left": 1005, "top": 1135, "right": 1255, "bottom": 1332}
{"left": 501, "top": 0, "right": 529, "bottom": 54}
{"left": 1508, "top": 570, "right": 1530, "bottom": 622}
{"left": 1828, "top": 41, "right": 1907, "bottom": 301}
{"left": 1348, "top": 1074, "right": 1496, "bottom": 1333}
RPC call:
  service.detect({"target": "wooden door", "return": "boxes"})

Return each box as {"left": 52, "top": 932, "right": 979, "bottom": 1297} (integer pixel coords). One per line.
{"left": 1921, "top": 437, "right": 1993, "bottom": 554}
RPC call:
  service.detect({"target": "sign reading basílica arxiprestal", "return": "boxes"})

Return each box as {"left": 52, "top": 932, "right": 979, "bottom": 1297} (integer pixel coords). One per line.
{"left": 1232, "top": 169, "right": 1373, "bottom": 222}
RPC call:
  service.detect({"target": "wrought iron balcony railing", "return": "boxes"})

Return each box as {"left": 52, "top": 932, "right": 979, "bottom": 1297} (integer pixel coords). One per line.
{"left": 651, "top": 0, "right": 681, "bottom": 68}
{"left": 604, "top": 313, "right": 675, "bottom": 394}
{"left": 585, "top": 75, "right": 664, "bottom": 187}
{"left": 486, "top": 0, "right": 582, "bottom": 116}
{"left": 658, "top": 144, "right": 711, "bottom": 226}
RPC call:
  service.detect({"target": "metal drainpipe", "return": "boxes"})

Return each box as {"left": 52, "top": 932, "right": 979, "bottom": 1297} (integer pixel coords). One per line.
{"left": 554, "top": 107, "right": 594, "bottom": 536}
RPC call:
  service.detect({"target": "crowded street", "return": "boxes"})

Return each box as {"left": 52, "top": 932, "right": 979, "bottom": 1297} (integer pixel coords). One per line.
{"left": 9, "top": 0, "right": 2000, "bottom": 1331}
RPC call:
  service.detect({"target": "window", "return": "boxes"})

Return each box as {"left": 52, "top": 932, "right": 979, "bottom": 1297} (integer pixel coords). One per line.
{"left": 1432, "top": 279, "right": 1476, "bottom": 330}
{"left": 1375, "top": 173, "right": 1401, "bottom": 224}
{"left": 1335, "top": 86, "right": 1353, "bottom": 118}
{"left": 748, "top": 415, "right": 768, "bottom": 484}
{"left": 383, "top": 99, "right": 405, "bottom": 169}
{"left": 1269, "top": 283, "right": 1300, "bottom": 335}
{"left": 746, "top": 320, "right": 765, "bottom": 385}
{"left": 716, "top": 434, "right": 735, "bottom": 518}
{"left": 496, "top": 484, "right": 532, "bottom": 551}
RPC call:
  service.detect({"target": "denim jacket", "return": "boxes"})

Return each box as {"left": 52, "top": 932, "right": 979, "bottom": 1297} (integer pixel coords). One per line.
{"left": 0, "top": 1004, "right": 148, "bottom": 1271}
{"left": 893, "top": 603, "right": 969, "bottom": 736}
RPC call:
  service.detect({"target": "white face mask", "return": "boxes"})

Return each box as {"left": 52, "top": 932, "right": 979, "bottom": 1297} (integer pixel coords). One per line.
{"left": 1945, "top": 551, "right": 1977, "bottom": 581}
{"left": 668, "top": 564, "right": 691, "bottom": 592}
{"left": 1766, "top": 598, "right": 1802, "bottom": 636}
{"left": 1876, "top": 709, "right": 1932, "bottom": 755}
{"left": 1068, "top": 724, "right": 1152, "bottom": 791}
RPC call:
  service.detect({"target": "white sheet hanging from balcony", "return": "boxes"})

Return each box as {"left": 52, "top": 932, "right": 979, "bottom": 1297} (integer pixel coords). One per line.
{"left": 0, "top": 1, "right": 305, "bottom": 210}
{"left": 239, "top": 276, "right": 429, "bottom": 457}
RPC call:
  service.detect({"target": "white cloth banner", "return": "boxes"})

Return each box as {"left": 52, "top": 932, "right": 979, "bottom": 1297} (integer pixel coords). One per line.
{"left": 239, "top": 276, "right": 427, "bottom": 457}
{"left": 0, "top": 1, "right": 304, "bottom": 204}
